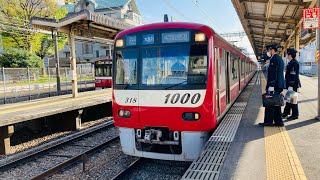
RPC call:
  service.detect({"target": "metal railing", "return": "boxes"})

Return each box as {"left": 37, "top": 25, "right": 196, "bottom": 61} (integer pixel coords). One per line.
{"left": 0, "top": 65, "right": 95, "bottom": 104}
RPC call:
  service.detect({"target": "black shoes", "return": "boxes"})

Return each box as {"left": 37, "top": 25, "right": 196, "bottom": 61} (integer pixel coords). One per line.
{"left": 273, "top": 123, "right": 284, "bottom": 127}
{"left": 287, "top": 116, "right": 298, "bottom": 120}
{"left": 259, "top": 122, "right": 284, "bottom": 127}
{"left": 259, "top": 123, "right": 273, "bottom": 127}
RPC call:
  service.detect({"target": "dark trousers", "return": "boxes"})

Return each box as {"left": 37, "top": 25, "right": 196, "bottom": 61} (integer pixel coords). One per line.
{"left": 283, "top": 86, "right": 299, "bottom": 117}
{"left": 283, "top": 102, "right": 299, "bottom": 117}
{"left": 264, "top": 89, "right": 283, "bottom": 125}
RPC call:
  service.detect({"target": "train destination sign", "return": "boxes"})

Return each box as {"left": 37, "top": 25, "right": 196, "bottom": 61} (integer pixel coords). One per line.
{"left": 162, "top": 31, "right": 190, "bottom": 43}
{"left": 303, "top": 8, "right": 320, "bottom": 30}
{"left": 143, "top": 34, "right": 155, "bottom": 45}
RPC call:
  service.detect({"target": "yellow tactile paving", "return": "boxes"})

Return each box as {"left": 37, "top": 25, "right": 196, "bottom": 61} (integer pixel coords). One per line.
{"left": 0, "top": 91, "right": 112, "bottom": 115}
{"left": 260, "top": 72, "right": 307, "bottom": 180}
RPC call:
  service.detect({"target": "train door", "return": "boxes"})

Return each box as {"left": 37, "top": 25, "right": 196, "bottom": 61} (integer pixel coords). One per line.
{"left": 215, "top": 47, "right": 220, "bottom": 116}
{"left": 225, "top": 51, "right": 230, "bottom": 104}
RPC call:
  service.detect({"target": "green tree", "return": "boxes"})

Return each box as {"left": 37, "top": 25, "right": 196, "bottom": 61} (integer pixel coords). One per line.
{"left": 0, "top": 0, "right": 61, "bottom": 52}
{"left": 36, "top": 8, "right": 69, "bottom": 60}
{"left": 0, "top": 48, "right": 43, "bottom": 68}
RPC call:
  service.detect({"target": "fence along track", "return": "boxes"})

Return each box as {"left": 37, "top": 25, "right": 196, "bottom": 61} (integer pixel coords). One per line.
{"left": 0, "top": 66, "right": 94, "bottom": 104}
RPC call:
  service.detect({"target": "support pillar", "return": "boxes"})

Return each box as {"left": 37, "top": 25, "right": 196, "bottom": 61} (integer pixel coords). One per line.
{"left": 294, "top": 26, "right": 300, "bottom": 61}
{"left": 0, "top": 125, "right": 14, "bottom": 155}
{"left": 316, "top": 0, "right": 320, "bottom": 120}
{"left": 68, "top": 29, "right": 78, "bottom": 98}
{"left": 53, "top": 29, "right": 61, "bottom": 94}
{"left": 48, "top": 110, "right": 83, "bottom": 131}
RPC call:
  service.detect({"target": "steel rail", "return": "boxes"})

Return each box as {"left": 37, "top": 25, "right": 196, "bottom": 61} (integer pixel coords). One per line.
{"left": 30, "top": 136, "right": 119, "bottom": 180}
{"left": 0, "top": 120, "right": 114, "bottom": 171}
{"left": 110, "top": 158, "right": 143, "bottom": 180}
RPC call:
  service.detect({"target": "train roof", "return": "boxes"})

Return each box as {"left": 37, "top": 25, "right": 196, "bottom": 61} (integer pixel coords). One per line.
{"left": 116, "top": 22, "right": 252, "bottom": 62}
{"left": 116, "top": 22, "right": 214, "bottom": 39}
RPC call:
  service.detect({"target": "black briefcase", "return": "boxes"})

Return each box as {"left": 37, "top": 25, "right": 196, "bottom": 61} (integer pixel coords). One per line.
{"left": 262, "top": 92, "right": 284, "bottom": 107}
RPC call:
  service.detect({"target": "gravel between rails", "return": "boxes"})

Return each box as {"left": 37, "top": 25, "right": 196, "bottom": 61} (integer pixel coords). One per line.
{"left": 48, "top": 141, "right": 139, "bottom": 180}
{"left": 113, "top": 158, "right": 192, "bottom": 180}
{"left": 0, "top": 122, "right": 117, "bottom": 179}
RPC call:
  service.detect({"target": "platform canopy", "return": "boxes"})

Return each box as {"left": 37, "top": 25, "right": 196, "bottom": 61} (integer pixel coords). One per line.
{"left": 232, "top": 0, "right": 318, "bottom": 59}
{"left": 31, "top": 9, "right": 133, "bottom": 40}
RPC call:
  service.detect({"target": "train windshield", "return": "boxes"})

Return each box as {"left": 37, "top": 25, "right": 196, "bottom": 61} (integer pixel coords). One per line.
{"left": 142, "top": 44, "right": 207, "bottom": 87}
{"left": 95, "top": 61, "right": 112, "bottom": 77}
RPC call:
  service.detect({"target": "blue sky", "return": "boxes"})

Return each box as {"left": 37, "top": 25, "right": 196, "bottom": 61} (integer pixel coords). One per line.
{"left": 135, "top": 0, "right": 256, "bottom": 60}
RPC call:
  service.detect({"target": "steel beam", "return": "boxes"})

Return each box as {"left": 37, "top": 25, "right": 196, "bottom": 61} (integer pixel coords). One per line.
{"left": 248, "top": 25, "right": 287, "bottom": 30}
{"left": 244, "top": 15, "right": 296, "bottom": 24}
{"left": 251, "top": 32, "right": 285, "bottom": 38}
{"left": 239, "top": 0, "right": 305, "bottom": 6}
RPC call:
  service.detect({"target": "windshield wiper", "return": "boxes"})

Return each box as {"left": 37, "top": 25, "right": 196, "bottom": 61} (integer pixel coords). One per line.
{"left": 165, "top": 80, "right": 187, "bottom": 90}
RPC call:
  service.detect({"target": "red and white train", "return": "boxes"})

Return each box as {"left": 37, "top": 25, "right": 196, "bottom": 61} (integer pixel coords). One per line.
{"left": 94, "top": 58, "right": 112, "bottom": 89}
{"left": 112, "top": 22, "right": 256, "bottom": 161}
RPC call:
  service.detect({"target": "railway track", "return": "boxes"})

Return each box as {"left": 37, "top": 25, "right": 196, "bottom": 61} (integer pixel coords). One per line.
{"left": 111, "top": 157, "right": 191, "bottom": 180}
{"left": 0, "top": 120, "right": 118, "bottom": 179}
{"left": 111, "top": 158, "right": 143, "bottom": 180}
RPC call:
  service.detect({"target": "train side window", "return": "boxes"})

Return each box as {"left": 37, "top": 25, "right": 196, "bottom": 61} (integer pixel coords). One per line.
{"left": 231, "top": 54, "right": 238, "bottom": 80}
{"left": 241, "top": 60, "right": 245, "bottom": 75}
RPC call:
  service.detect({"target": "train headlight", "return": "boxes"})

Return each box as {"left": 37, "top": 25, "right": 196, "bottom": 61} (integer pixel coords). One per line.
{"left": 182, "top": 112, "right": 200, "bottom": 121}
{"left": 116, "top": 39, "right": 124, "bottom": 47}
{"left": 195, "top": 33, "right": 206, "bottom": 42}
{"left": 118, "top": 109, "right": 131, "bottom": 118}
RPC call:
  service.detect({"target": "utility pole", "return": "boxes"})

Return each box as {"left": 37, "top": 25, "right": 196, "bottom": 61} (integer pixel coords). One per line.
{"left": 53, "top": 29, "right": 61, "bottom": 94}
{"left": 317, "top": 0, "right": 320, "bottom": 120}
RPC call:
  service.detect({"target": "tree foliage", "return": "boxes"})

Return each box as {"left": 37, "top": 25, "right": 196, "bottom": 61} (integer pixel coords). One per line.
{"left": 0, "top": 0, "right": 64, "bottom": 53}
{"left": 0, "top": 48, "right": 43, "bottom": 68}
{"left": 36, "top": 8, "right": 69, "bottom": 59}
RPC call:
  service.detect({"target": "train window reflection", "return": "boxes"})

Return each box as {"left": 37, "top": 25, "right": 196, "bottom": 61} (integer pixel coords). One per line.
{"left": 115, "top": 49, "right": 138, "bottom": 85}
{"left": 142, "top": 44, "right": 207, "bottom": 86}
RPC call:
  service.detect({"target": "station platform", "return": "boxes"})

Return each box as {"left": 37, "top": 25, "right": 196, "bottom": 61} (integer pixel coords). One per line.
{"left": 0, "top": 89, "right": 112, "bottom": 155}
{"left": 183, "top": 72, "right": 320, "bottom": 180}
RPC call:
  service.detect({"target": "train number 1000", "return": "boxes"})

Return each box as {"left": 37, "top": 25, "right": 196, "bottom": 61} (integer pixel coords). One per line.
{"left": 164, "top": 93, "right": 201, "bottom": 104}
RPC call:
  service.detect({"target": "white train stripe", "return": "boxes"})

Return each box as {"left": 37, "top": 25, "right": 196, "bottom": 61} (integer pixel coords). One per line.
{"left": 220, "top": 91, "right": 226, "bottom": 97}
{"left": 95, "top": 77, "right": 112, "bottom": 80}
{"left": 114, "top": 90, "right": 206, "bottom": 107}
{"left": 230, "top": 82, "right": 239, "bottom": 89}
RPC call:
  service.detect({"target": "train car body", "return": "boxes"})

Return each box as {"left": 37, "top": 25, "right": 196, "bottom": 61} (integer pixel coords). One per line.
{"left": 112, "top": 22, "right": 256, "bottom": 161}
{"left": 95, "top": 58, "right": 112, "bottom": 89}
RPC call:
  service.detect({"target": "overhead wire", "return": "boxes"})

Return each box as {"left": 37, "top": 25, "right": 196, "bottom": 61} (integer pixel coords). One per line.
{"left": 191, "top": 0, "right": 226, "bottom": 34}
{"left": 161, "top": 0, "right": 193, "bottom": 22}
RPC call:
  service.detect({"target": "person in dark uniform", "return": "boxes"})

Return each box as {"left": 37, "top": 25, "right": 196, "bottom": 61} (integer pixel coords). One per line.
{"left": 259, "top": 44, "right": 286, "bottom": 127}
{"left": 282, "top": 48, "right": 301, "bottom": 120}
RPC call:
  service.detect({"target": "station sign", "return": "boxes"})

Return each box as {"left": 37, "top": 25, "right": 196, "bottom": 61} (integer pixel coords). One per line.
{"left": 303, "top": 8, "right": 320, "bottom": 30}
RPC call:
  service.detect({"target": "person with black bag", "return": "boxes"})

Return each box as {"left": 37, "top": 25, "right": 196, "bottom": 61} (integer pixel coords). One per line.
{"left": 282, "top": 48, "right": 301, "bottom": 120}
{"left": 259, "top": 44, "right": 286, "bottom": 127}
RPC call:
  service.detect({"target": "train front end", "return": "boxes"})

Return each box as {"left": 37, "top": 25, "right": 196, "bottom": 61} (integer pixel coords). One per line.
{"left": 113, "top": 23, "right": 217, "bottom": 161}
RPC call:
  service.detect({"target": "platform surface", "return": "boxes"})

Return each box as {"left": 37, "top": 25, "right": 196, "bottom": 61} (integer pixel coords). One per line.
{"left": 218, "top": 72, "right": 319, "bottom": 180}
{"left": 0, "top": 89, "right": 112, "bottom": 127}
{"left": 183, "top": 71, "right": 320, "bottom": 180}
